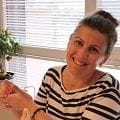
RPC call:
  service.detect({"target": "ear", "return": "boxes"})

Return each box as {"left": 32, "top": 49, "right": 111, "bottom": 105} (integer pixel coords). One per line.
{"left": 99, "top": 54, "right": 110, "bottom": 66}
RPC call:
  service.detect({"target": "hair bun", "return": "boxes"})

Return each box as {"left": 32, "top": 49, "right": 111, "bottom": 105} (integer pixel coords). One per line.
{"left": 93, "top": 10, "right": 119, "bottom": 28}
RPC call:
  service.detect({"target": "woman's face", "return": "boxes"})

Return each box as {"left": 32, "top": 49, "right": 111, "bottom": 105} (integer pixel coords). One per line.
{"left": 66, "top": 25, "right": 109, "bottom": 76}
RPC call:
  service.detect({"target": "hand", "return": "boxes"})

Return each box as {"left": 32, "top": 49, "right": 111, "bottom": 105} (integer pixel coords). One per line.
{"left": 3, "top": 82, "right": 34, "bottom": 110}
{"left": 0, "top": 80, "right": 36, "bottom": 114}
{"left": 0, "top": 80, "right": 52, "bottom": 120}
{"left": 0, "top": 80, "right": 14, "bottom": 98}
{"left": 0, "top": 80, "right": 15, "bottom": 109}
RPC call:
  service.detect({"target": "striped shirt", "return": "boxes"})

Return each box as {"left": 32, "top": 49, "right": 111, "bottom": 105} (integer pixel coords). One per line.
{"left": 34, "top": 65, "right": 120, "bottom": 120}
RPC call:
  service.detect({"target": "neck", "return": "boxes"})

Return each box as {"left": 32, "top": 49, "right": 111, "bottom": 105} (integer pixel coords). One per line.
{"left": 62, "top": 67, "right": 104, "bottom": 90}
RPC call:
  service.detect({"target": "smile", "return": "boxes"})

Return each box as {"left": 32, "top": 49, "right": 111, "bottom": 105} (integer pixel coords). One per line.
{"left": 73, "top": 58, "right": 88, "bottom": 66}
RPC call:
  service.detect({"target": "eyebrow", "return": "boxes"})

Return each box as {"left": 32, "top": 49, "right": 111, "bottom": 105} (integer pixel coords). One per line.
{"left": 73, "top": 36, "right": 85, "bottom": 43}
{"left": 73, "top": 36, "right": 102, "bottom": 50}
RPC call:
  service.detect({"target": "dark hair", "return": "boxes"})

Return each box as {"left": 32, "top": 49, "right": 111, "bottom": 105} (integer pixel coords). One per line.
{"left": 74, "top": 10, "right": 119, "bottom": 54}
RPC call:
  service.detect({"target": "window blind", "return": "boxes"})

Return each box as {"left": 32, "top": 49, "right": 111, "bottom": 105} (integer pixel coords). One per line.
{"left": 5, "top": 0, "right": 26, "bottom": 88}
{"left": 25, "top": 0, "right": 85, "bottom": 49}
{"left": 5, "top": 0, "right": 85, "bottom": 88}
{"left": 9, "top": 56, "right": 27, "bottom": 89}
{"left": 5, "top": 0, "right": 26, "bottom": 43}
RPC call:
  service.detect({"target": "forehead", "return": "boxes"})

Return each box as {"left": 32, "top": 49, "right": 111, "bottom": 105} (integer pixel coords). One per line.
{"left": 71, "top": 25, "right": 108, "bottom": 46}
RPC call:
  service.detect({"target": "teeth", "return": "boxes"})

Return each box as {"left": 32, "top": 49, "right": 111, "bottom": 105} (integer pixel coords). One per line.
{"left": 74, "top": 59, "right": 86, "bottom": 66}
{"left": 75, "top": 61, "right": 84, "bottom": 65}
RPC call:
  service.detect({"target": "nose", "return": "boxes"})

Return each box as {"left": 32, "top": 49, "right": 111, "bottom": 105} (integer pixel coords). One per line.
{"left": 76, "top": 48, "right": 88, "bottom": 60}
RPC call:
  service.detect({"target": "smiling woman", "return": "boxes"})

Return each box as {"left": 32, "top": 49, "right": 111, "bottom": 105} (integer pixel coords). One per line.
{"left": 33, "top": 10, "right": 120, "bottom": 120}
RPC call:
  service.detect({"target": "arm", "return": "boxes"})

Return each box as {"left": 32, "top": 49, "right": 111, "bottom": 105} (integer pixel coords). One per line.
{"left": 0, "top": 80, "right": 52, "bottom": 120}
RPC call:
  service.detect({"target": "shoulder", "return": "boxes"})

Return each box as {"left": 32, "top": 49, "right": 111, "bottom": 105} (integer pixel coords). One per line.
{"left": 104, "top": 73, "right": 120, "bottom": 90}
{"left": 96, "top": 72, "right": 120, "bottom": 90}
{"left": 104, "top": 73, "right": 120, "bottom": 99}
{"left": 46, "top": 65, "right": 66, "bottom": 77}
{"left": 43, "top": 65, "right": 66, "bottom": 84}
{"left": 95, "top": 73, "right": 120, "bottom": 104}
{"left": 94, "top": 73, "right": 120, "bottom": 102}
{"left": 88, "top": 74, "right": 120, "bottom": 119}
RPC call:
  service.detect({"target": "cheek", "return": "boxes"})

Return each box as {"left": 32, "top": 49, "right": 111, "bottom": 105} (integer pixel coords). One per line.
{"left": 66, "top": 46, "right": 76, "bottom": 64}
{"left": 89, "top": 55, "right": 103, "bottom": 66}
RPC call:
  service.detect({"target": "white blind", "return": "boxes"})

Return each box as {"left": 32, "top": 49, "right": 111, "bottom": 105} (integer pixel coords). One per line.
{"left": 25, "top": 0, "right": 84, "bottom": 50}
{"left": 5, "top": 0, "right": 26, "bottom": 43}
{"left": 5, "top": 0, "right": 27, "bottom": 88}
{"left": 9, "top": 56, "right": 27, "bottom": 89}
{"left": 5, "top": 0, "right": 85, "bottom": 88}
{"left": 97, "top": 0, "right": 120, "bottom": 46}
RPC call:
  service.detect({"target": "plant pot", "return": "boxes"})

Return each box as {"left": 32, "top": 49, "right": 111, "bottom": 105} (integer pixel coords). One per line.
{"left": 0, "top": 72, "right": 14, "bottom": 80}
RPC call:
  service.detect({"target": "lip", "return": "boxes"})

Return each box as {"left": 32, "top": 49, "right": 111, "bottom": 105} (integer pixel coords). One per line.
{"left": 73, "top": 57, "right": 88, "bottom": 66}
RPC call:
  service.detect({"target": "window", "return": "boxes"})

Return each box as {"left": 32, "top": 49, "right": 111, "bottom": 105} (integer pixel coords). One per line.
{"left": 0, "top": 0, "right": 120, "bottom": 91}
{"left": 2, "top": 0, "right": 27, "bottom": 89}
{"left": 25, "top": 0, "right": 85, "bottom": 49}
{"left": 2, "top": 0, "right": 85, "bottom": 89}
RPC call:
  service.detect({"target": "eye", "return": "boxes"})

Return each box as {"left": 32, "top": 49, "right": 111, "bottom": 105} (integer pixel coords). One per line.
{"left": 74, "top": 40, "right": 83, "bottom": 47}
{"left": 89, "top": 47, "right": 99, "bottom": 54}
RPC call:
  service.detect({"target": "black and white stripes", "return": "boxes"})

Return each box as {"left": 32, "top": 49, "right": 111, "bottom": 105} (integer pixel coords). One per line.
{"left": 35, "top": 65, "right": 120, "bottom": 120}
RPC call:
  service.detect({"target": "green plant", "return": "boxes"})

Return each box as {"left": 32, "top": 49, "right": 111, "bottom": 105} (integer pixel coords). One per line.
{"left": 0, "top": 29, "right": 22, "bottom": 74}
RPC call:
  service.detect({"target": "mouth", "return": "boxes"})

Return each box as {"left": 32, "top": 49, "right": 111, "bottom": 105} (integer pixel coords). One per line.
{"left": 73, "top": 57, "right": 88, "bottom": 66}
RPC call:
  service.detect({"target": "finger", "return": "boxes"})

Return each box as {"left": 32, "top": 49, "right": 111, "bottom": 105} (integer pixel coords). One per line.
{"left": 4, "top": 80, "right": 24, "bottom": 94}
{"left": 0, "top": 92, "right": 8, "bottom": 98}
{"left": 2, "top": 80, "right": 27, "bottom": 96}
{"left": 20, "top": 108, "right": 30, "bottom": 120}
{"left": 2, "top": 80, "right": 21, "bottom": 94}
{"left": 2, "top": 80, "right": 14, "bottom": 92}
{"left": 0, "top": 80, "right": 15, "bottom": 98}
{"left": 9, "top": 85, "right": 33, "bottom": 100}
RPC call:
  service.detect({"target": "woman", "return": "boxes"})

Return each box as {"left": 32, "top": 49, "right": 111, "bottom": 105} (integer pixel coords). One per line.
{"left": 0, "top": 10, "right": 120, "bottom": 120}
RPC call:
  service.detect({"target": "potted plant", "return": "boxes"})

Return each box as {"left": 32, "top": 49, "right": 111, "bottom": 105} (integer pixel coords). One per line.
{"left": 0, "top": 29, "right": 22, "bottom": 80}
